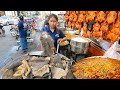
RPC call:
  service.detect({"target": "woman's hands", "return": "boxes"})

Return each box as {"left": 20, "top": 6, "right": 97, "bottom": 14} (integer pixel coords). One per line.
{"left": 57, "top": 36, "right": 68, "bottom": 44}
{"left": 57, "top": 38, "right": 64, "bottom": 43}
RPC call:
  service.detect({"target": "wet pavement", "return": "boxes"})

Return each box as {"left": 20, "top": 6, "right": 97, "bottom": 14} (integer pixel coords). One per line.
{"left": 0, "top": 46, "right": 18, "bottom": 68}
{"left": 0, "top": 25, "right": 41, "bottom": 69}
{"left": 0, "top": 26, "right": 17, "bottom": 56}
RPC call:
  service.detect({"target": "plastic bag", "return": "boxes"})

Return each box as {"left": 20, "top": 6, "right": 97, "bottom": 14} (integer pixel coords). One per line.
{"left": 98, "top": 38, "right": 110, "bottom": 51}
{"left": 104, "top": 41, "right": 120, "bottom": 60}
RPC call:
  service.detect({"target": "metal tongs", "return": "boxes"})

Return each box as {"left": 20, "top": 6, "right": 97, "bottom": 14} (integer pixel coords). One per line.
{"left": 56, "top": 43, "right": 59, "bottom": 54}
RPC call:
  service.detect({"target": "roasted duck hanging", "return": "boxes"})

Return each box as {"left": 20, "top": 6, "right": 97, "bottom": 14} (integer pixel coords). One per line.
{"left": 106, "top": 11, "right": 117, "bottom": 24}
{"left": 96, "top": 11, "right": 105, "bottom": 23}
{"left": 86, "top": 11, "right": 96, "bottom": 22}
{"left": 100, "top": 21, "right": 109, "bottom": 33}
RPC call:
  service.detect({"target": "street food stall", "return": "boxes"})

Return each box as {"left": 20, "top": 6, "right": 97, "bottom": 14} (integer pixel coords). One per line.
{"left": 63, "top": 11, "right": 120, "bottom": 57}
{"left": 0, "top": 31, "right": 75, "bottom": 79}
{"left": 1, "top": 11, "right": 120, "bottom": 79}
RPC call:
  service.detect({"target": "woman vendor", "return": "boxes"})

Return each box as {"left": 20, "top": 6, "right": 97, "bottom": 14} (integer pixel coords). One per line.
{"left": 40, "top": 14, "right": 67, "bottom": 52}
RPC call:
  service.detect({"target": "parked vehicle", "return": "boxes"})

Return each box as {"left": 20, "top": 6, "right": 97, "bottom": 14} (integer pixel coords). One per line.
{"left": 0, "top": 16, "right": 15, "bottom": 26}
{"left": 10, "top": 23, "right": 32, "bottom": 40}
{"left": 9, "top": 24, "right": 19, "bottom": 40}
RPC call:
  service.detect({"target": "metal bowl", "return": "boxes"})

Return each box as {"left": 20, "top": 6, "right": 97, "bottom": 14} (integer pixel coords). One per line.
{"left": 70, "top": 37, "right": 91, "bottom": 54}
{"left": 70, "top": 37, "right": 90, "bottom": 48}
{"left": 71, "top": 40, "right": 90, "bottom": 48}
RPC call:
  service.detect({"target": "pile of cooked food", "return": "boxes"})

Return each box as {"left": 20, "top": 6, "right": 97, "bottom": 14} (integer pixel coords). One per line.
{"left": 72, "top": 56, "right": 120, "bottom": 79}
{"left": 64, "top": 11, "right": 120, "bottom": 46}
{"left": 1, "top": 54, "right": 74, "bottom": 79}
{"left": 60, "top": 41, "right": 69, "bottom": 46}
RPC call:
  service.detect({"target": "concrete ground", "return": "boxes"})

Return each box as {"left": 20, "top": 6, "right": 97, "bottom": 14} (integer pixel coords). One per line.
{"left": 0, "top": 25, "right": 41, "bottom": 69}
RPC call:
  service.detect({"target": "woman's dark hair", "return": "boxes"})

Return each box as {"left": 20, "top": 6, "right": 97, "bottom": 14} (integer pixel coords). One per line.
{"left": 48, "top": 14, "right": 59, "bottom": 33}
{"left": 48, "top": 14, "right": 58, "bottom": 21}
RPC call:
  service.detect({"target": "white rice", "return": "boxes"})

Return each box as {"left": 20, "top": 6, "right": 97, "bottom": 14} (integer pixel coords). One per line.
{"left": 72, "top": 37, "right": 89, "bottom": 42}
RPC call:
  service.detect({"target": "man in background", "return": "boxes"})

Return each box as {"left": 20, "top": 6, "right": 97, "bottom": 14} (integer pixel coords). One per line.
{"left": 18, "top": 16, "right": 28, "bottom": 54}
{"left": 43, "top": 15, "right": 49, "bottom": 27}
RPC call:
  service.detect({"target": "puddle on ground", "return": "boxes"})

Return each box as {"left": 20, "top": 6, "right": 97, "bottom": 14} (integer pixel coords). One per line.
{"left": 0, "top": 46, "right": 19, "bottom": 68}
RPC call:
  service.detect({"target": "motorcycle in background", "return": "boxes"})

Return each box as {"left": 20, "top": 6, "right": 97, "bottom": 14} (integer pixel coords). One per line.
{"left": 10, "top": 24, "right": 19, "bottom": 40}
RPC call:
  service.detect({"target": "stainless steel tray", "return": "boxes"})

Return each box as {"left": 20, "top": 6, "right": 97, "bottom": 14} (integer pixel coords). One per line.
{"left": 28, "top": 51, "right": 44, "bottom": 56}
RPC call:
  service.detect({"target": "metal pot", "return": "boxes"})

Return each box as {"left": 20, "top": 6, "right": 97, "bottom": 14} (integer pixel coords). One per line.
{"left": 70, "top": 37, "right": 91, "bottom": 54}
{"left": 71, "top": 41, "right": 90, "bottom": 48}
{"left": 71, "top": 45, "right": 89, "bottom": 54}
{"left": 70, "top": 37, "right": 90, "bottom": 48}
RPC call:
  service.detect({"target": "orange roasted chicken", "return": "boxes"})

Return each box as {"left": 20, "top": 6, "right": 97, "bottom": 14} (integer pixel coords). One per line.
{"left": 93, "top": 22, "right": 101, "bottom": 32}
{"left": 100, "top": 22, "right": 109, "bottom": 33}
{"left": 86, "top": 11, "right": 96, "bottom": 22}
{"left": 96, "top": 11, "right": 105, "bottom": 23}
{"left": 106, "top": 11, "right": 117, "bottom": 24}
